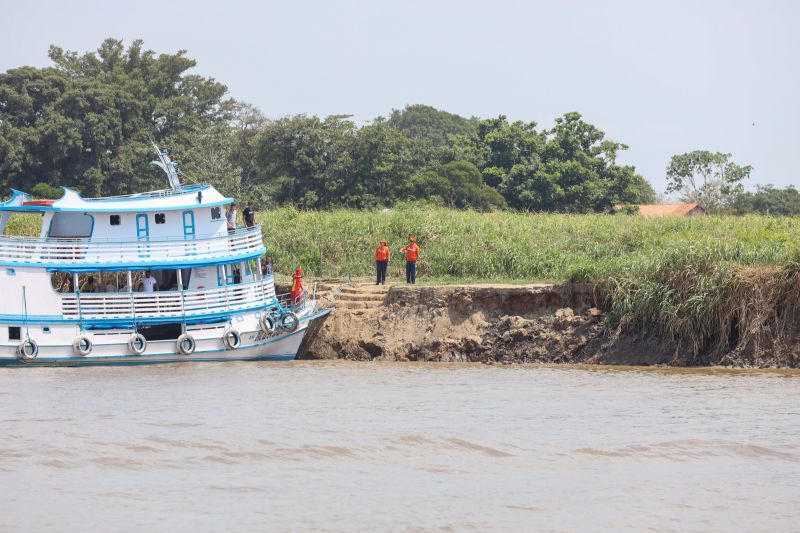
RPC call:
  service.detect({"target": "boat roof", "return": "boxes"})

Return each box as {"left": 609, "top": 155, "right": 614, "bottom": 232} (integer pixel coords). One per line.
{"left": 0, "top": 184, "right": 233, "bottom": 213}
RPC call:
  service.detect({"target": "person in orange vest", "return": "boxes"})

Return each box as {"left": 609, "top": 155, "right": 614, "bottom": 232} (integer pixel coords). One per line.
{"left": 375, "top": 239, "right": 390, "bottom": 285}
{"left": 290, "top": 267, "right": 304, "bottom": 305}
{"left": 400, "top": 236, "right": 421, "bottom": 284}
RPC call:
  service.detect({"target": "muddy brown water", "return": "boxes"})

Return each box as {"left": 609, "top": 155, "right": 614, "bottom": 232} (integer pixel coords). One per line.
{"left": 1, "top": 361, "right": 799, "bottom": 531}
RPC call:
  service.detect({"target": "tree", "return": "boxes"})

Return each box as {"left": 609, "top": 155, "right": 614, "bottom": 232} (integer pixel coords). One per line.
{"left": 666, "top": 151, "right": 752, "bottom": 212}
{"left": 0, "top": 38, "right": 231, "bottom": 197}
{"left": 387, "top": 104, "right": 477, "bottom": 147}
{"left": 255, "top": 114, "right": 356, "bottom": 209}
{"left": 729, "top": 185, "right": 800, "bottom": 216}
{"left": 412, "top": 161, "right": 506, "bottom": 211}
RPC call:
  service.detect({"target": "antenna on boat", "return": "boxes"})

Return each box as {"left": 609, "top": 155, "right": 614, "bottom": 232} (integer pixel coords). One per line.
{"left": 150, "top": 143, "right": 183, "bottom": 191}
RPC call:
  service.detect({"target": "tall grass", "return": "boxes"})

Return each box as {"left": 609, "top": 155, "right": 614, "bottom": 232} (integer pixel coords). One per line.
{"left": 262, "top": 207, "right": 800, "bottom": 362}
{"left": 261, "top": 207, "right": 800, "bottom": 281}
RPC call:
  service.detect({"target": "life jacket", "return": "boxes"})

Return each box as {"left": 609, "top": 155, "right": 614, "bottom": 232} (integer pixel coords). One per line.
{"left": 375, "top": 245, "right": 390, "bottom": 261}
{"left": 291, "top": 274, "right": 303, "bottom": 294}
{"left": 401, "top": 243, "right": 420, "bottom": 261}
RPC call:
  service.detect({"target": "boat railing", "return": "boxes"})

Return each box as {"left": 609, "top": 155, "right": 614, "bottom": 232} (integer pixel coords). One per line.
{"left": 0, "top": 225, "right": 264, "bottom": 266}
{"left": 276, "top": 290, "right": 308, "bottom": 310}
{"left": 60, "top": 278, "right": 277, "bottom": 320}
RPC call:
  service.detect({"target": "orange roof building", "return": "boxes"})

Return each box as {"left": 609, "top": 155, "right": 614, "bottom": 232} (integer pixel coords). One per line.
{"left": 616, "top": 203, "right": 707, "bottom": 217}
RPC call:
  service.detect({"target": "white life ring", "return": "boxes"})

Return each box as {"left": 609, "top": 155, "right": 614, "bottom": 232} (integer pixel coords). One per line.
{"left": 279, "top": 312, "right": 299, "bottom": 332}
{"left": 223, "top": 328, "right": 241, "bottom": 350}
{"left": 128, "top": 333, "right": 147, "bottom": 355}
{"left": 72, "top": 335, "right": 92, "bottom": 356}
{"left": 17, "top": 339, "right": 38, "bottom": 360}
{"left": 259, "top": 314, "right": 276, "bottom": 334}
{"left": 176, "top": 333, "right": 196, "bottom": 355}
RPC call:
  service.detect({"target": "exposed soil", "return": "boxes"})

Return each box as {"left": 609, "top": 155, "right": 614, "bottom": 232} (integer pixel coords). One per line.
{"left": 300, "top": 282, "right": 800, "bottom": 367}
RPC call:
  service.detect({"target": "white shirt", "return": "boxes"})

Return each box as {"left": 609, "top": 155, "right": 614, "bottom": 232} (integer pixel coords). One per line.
{"left": 141, "top": 276, "right": 157, "bottom": 293}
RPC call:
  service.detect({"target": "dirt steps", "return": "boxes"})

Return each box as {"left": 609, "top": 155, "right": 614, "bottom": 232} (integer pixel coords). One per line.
{"left": 330, "top": 282, "right": 391, "bottom": 311}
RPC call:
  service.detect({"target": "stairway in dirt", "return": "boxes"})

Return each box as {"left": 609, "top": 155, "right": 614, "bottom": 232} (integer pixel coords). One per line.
{"left": 330, "top": 283, "right": 390, "bottom": 315}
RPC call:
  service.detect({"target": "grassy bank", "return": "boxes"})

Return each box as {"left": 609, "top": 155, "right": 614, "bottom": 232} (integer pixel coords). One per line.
{"left": 263, "top": 206, "right": 800, "bottom": 364}
{"left": 261, "top": 206, "right": 799, "bottom": 281}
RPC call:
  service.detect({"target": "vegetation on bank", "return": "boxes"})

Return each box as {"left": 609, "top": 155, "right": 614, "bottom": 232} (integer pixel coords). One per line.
{"left": 262, "top": 207, "right": 800, "bottom": 364}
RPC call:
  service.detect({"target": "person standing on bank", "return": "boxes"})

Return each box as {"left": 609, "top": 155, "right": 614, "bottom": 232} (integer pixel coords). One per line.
{"left": 375, "top": 239, "right": 390, "bottom": 285}
{"left": 400, "top": 237, "right": 421, "bottom": 284}
{"left": 243, "top": 202, "right": 256, "bottom": 228}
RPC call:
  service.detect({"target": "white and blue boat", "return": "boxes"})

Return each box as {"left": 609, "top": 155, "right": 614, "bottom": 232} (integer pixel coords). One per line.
{"left": 0, "top": 148, "right": 328, "bottom": 366}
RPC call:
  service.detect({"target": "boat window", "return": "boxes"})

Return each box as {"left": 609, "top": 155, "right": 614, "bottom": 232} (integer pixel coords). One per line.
{"left": 211, "top": 207, "right": 222, "bottom": 220}
{"left": 2, "top": 213, "right": 43, "bottom": 237}
{"left": 8, "top": 327, "right": 20, "bottom": 341}
{"left": 155, "top": 213, "right": 166, "bottom": 224}
{"left": 110, "top": 215, "right": 121, "bottom": 226}
{"left": 48, "top": 212, "right": 93, "bottom": 238}
{"left": 51, "top": 272, "right": 74, "bottom": 293}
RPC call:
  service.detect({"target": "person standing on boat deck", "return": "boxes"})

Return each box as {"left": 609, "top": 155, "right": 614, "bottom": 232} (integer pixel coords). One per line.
{"left": 375, "top": 239, "right": 390, "bottom": 285}
{"left": 79, "top": 275, "right": 97, "bottom": 293}
{"left": 139, "top": 270, "right": 158, "bottom": 293}
{"left": 243, "top": 202, "right": 256, "bottom": 228}
{"left": 400, "top": 237, "right": 421, "bottom": 284}
{"left": 262, "top": 256, "right": 273, "bottom": 276}
{"left": 290, "top": 267, "right": 304, "bottom": 305}
{"left": 226, "top": 203, "right": 238, "bottom": 234}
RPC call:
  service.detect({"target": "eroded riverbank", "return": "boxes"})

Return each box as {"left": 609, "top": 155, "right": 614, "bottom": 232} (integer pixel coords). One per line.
{"left": 302, "top": 282, "right": 800, "bottom": 367}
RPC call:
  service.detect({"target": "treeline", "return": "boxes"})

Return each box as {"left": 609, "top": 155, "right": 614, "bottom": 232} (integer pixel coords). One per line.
{"left": 1, "top": 39, "right": 792, "bottom": 215}
{"left": 0, "top": 39, "right": 656, "bottom": 212}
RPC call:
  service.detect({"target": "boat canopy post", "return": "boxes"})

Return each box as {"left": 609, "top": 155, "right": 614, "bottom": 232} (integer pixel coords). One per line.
{"left": 177, "top": 268, "right": 187, "bottom": 334}
{"left": 74, "top": 273, "right": 84, "bottom": 330}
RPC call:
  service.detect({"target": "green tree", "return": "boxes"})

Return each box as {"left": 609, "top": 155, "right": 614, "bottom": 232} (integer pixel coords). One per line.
{"left": 0, "top": 38, "right": 231, "bottom": 196}
{"left": 255, "top": 114, "right": 356, "bottom": 208}
{"left": 729, "top": 185, "right": 800, "bottom": 216}
{"left": 666, "top": 151, "right": 752, "bottom": 212}
{"left": 387, "top": 104, "right": 477, "bottom": 147}
{"left": 412, "top": 161, "right": 506, "bottom": 211}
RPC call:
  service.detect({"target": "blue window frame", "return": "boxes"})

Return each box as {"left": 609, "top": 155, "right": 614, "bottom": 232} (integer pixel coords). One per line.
{"left": 136, "top": 214, "right": 150, "bottom": 258}
{"left": 136, "top": 214, "right": 149, "bottom": 240}
{"left": 182, "top": 210, "right": 195, "bottom": 238}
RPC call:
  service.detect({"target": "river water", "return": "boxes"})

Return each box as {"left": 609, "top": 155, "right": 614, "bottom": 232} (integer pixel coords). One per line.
{"left": 1, "top": 362, "right": 799, "bottom": 532}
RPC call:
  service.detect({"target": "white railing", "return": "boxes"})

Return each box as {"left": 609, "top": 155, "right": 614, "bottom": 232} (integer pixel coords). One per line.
{"left": 61, "top": 278, "right": 277, "bottom": 320}
{"left": 0, "top": 226, "right": 264, "bottom": 266}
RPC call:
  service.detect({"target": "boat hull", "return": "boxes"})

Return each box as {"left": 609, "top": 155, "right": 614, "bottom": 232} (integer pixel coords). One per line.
{"left": 0, "top": 309, "right": 330, "bottom": 367}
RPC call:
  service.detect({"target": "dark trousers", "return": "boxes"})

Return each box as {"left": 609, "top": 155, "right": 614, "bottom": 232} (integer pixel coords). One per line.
{"left": 376, "top": 260, "right": 388, "bottom": 284}
{"left": 405, "top": 260, "right": 417, "bottom": 284}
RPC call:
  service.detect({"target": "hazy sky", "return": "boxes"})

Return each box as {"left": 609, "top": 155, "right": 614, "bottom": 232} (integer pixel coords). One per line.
{"left": 2, "top": 0, "right": 797, "bottom": 193}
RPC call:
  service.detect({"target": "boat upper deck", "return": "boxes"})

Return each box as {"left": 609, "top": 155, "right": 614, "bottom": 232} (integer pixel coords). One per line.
{"left": 0, "top": 225, "right": 265, "bottom": 270}
{"left": 0, "top": 185, "right": 232, "bottom": 213}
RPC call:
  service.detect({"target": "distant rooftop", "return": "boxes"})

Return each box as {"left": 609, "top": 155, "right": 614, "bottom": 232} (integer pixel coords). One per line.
{"left": 615, "top": 203, "right": 706, "bottom": 217}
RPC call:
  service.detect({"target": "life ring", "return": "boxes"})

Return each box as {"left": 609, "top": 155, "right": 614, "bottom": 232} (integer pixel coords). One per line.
{"left": 17, "top": 339, "right": 38, "bottom": 360}
{"left": 128, "top": 333, "right": 147, "bottom": 355}
{"left": 176, "top": 333, "right": 196, "bottom": 355}
{"left": 72, "top": 335, "right": 92, "bottom": 356}
{"left": 223, "top": 328, "right": 241, "bottom": 350}
{"left": 279, "top": 312, "right": 299, "bottom": 332}
{"left": 259, "top": 314, "right": 276, "bottom": 334}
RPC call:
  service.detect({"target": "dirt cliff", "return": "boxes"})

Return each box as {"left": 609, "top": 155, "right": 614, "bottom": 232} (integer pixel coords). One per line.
{"left": 301, "top": 282, "right": 678, "bottom": 365}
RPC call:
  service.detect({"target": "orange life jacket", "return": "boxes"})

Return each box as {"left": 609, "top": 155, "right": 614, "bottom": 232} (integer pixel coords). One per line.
{"left": 401, "top": 243, "right": 420, "bottom": 261}
{"left": 291, "top": 274, "right": 303, "bottom": 294}
{"left": 375, "top": 245, "right": 390, "bottom": 261}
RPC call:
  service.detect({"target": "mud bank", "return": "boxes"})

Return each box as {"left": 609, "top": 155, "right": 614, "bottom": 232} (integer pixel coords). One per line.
{"left": 302, "top": 282, "right": 800, "bottom": 367}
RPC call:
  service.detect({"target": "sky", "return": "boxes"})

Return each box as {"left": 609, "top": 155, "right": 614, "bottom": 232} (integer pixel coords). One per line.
{"left": 1, "top": 0, "right": 797, "bottom": 194}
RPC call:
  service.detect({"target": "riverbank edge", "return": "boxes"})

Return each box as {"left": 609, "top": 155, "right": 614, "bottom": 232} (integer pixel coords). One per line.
{"left": 299, "top": 281, "right": 800, "bottom": 368}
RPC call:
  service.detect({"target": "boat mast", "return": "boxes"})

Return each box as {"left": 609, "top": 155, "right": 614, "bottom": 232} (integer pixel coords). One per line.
{"left": 150, "top": 143, "right": 183, "bottom": 191}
